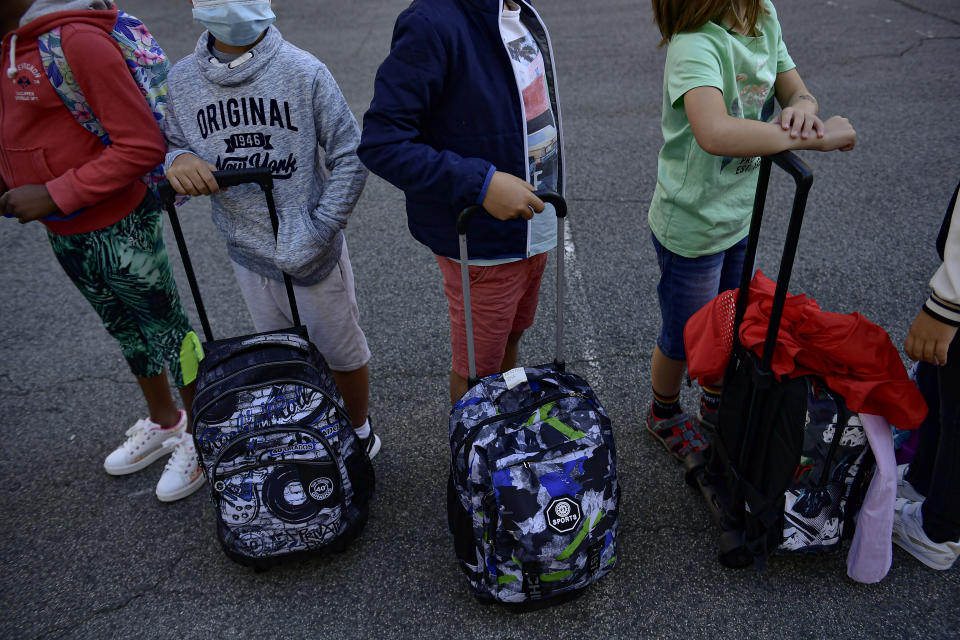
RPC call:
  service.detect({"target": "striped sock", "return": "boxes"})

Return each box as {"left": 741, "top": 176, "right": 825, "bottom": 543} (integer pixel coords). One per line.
{"left": 651, "top": 389, "right": 681, "bottom": 420}
{"left": 700, "top": 384, "right": 722, "bottom": 414}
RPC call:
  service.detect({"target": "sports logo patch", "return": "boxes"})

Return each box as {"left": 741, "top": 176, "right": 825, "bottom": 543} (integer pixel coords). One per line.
{"left": 308, "top": 476, "right": 334, "bottom": 502}
{"left": 545, "top": 496, "right": 582, "bottom": 534}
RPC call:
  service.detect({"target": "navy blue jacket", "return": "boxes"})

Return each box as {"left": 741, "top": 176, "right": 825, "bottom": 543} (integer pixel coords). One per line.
{"left": 357, "top": 0, "right": 564, "bottom": 260}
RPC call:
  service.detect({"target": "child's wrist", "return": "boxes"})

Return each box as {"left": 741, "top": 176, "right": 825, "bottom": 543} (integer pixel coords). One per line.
{"left": 790, "top": 94, "right": 818, "bottom": 114}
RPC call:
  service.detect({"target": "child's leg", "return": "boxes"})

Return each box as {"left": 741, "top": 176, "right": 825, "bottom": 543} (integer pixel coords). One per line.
{"left": 647, "top": 233, "right": 727, "bottom": 458}
{"left": 500, "top": 330, "right": 525, "bottom": 372}
{"left": 697, "top": 237, "right": 749, "bottom": 423}
{"left": 649, "top": 233, "right": 727, "bottom": 403}
{"left": 436, "top": 253, "right": 548, "bottom": 405}
{"left": 651, "top": 347, "right": 686, "bottom": 399}
{"left": 49, "top": 196, "right": 199, "bottom": 495}
{"left": 905, "top": 361, "right": 941, "bottom": 495}
{"left": 106, "top": 197, "right": 196, "bottom": 431}
{"left": 330, "top": 365, "right": 370, "bottom": 429}
{"left": 137, "top": 373, "right": 184, "bottom": 428}
{"left": 46, "top": 198, "right": 189, "bottom": 428}
{"left": 920, "top": 335, "right": 960, "bottom": 543}
{"left": 231, "top": 242, "right": 372, "bottom": 428}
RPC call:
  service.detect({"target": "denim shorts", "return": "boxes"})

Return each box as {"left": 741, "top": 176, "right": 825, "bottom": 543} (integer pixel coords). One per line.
{"left": 652, "top": 232, "right": 748, "bottom": 361}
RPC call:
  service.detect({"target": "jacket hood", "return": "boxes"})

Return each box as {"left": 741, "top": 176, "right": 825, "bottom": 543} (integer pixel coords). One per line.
{"left": 194, "top": 24, "right": 282, "bottom": 87}
{"left": 16, "top": 0, "right": 115, "bottom": 39}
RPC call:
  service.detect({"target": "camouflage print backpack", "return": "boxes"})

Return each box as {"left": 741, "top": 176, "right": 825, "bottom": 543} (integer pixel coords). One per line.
{"left": 447, "top": 365, "right": 619, "bottom": 607}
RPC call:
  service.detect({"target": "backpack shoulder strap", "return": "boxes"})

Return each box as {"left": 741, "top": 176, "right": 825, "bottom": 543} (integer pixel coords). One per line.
{"left": 110, "top": 10, "right": 170, "bottom": 126}
{"left": 37, "top": 26, "right": 108, "bottom": 143}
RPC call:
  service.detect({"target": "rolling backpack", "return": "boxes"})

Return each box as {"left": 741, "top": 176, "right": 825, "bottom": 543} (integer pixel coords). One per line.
{"left": 447, "top": 193, "right": 619, "bottom": 607}
{"left": 38, "top": 7, "right": 169, "bottom": 204}
{"left": 709, "top": 353, "right": 874, "bottom": 565}
{"left": 157, "top": 169, "right": 374, "bottom": 568}
{"left": 684, "top": 153, "right": 877, "bottom": 569}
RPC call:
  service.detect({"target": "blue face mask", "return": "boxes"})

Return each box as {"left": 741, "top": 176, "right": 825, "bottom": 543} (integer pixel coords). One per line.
{"left": 192, "top": 2, "right": 276, "bottom": 47}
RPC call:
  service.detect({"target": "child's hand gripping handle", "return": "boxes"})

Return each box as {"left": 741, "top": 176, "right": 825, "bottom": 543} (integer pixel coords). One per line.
{"left": 457, "top": 191, "right": 568, "bottom": 387}
{"left": 157, "top": 167, "right": 274, "bottom": 207}
{"left": 156, "top": 167, "right": 299, "bottom": 344}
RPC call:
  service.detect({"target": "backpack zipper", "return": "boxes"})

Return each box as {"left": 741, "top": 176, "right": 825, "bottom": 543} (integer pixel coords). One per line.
{"left": 211, "top": 425, "right": 340, "bottom": 483}
{"left": 453, "top": 390, "right": 592, "bottom": 473}
{"left": 195, "top": 377, "right": 347, "bottom": 426}
{"left": 194, "top": 358, "right": 325, "bottom": 406}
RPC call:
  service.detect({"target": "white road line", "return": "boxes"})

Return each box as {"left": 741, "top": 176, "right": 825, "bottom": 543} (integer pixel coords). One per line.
{"left": 562, "top": 218, "right": 604, "bottom": 393}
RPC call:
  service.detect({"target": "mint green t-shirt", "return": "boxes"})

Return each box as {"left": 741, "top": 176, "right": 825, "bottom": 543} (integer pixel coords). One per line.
{"left": 648, "top": 1, "right": 795, "bottom": 258}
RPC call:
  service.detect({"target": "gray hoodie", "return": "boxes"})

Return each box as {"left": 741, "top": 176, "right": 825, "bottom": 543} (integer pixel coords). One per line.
{"left": 163, "top": 26, "right": 368, "bottom": 285}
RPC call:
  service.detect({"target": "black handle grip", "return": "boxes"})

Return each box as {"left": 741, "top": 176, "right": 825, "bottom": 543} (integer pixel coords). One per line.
{"left": 456, "top": 190, "right": 567, "bottom": 234}
{"left": 770, "top": 151, "right": 813, "bottom": 191}
{"left": 157, "top": 167, "right": 274, "bottom": 206}
{"left": 729, "top": 150, "right": 814, "bottom": 372}
{"left": 157, "top": 166, "right": 299, "bottom": 343}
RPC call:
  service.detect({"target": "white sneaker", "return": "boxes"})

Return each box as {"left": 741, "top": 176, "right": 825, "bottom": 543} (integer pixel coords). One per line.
{"left": 893, "top": 498, "right": 960, "bottom": 570}
{"left": 155, "top": 433, "right": 205, "bottom": 502}
{"left": 104, "top": 411, "right": 186, "bottom": 475}
{"left": 896, "top": 463, "right": 926, "bottom": 502}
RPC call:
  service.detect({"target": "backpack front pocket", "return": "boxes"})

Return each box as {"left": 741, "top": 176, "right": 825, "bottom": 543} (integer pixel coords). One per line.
{"left": 212, "top": 428, "right": 347, "bottom": 558}
{"left": 488, "top": 439, "right": 617, "bottom": 602}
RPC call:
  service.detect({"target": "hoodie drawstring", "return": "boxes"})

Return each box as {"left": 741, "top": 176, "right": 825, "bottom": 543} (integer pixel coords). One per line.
{"left": 6, "top": 34, "right": 17, "bottom": 79}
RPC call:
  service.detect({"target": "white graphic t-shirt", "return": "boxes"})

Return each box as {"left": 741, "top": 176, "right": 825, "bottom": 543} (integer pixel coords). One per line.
{"left": 500, "top": 4, "right": 558, "bottom": 258}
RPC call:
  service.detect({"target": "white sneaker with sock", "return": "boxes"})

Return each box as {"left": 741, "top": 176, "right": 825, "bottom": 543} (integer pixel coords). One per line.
{"left": 355, "top": 417, "right": 381, "bottom": 460}
{"left": 155, "top": 432, "right": 205, "bottom": 502}
{"left": 892, "top": 498, "right": 960, "bottom": 570}
{"left": 104, "top": 411, "right": 186, "bottom": 475}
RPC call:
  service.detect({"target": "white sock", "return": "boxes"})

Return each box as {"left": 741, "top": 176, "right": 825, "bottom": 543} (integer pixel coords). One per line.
{"left": 354, "top": 418, "right": 371, "bottom": 439}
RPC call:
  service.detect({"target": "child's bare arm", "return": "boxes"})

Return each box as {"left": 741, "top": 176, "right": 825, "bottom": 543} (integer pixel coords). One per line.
{"left": 773, "top": 68, "right": 823, "bottom": 141}
{"left": 684, "top": 86, "right": 855, "bottom": 157}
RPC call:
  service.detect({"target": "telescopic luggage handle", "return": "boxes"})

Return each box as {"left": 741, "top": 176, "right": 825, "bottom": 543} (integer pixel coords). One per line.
{"left": 730, "top": 151, "right": 813, "bottom": 372}
{"left": 457, "top": 191, "right": 568, "bottom": 386}
{"left": 157, "top": 167, "right": 301, "bottom": 342}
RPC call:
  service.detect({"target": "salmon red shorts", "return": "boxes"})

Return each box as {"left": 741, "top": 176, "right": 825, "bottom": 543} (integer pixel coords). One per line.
{"left": 435, "top": 252, "right": 549, "bottom": 378}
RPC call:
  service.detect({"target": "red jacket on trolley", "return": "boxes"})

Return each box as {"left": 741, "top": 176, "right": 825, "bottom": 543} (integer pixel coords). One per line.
{"left": 685, "top": 270, "right": 927, "bottom": 430}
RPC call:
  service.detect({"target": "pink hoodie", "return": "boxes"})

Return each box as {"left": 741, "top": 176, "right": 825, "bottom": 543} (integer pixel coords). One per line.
{"left": 0, "top": 6, "right": 165, "bottom": 234}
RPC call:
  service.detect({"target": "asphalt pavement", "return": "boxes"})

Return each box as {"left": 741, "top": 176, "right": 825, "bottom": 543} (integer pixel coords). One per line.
{"left": 2, "top": 0, "right": 959, "bottom": 638}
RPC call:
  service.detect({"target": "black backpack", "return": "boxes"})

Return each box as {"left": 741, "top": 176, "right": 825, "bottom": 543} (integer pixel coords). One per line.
{"left": 192, "top": 327, "right": 374, "bottom": 567}
{"left": 158, "top": 169, "right": 374, "bottom": 568}
{"left": 685, "top": 153, "right": 874, "bottom": 569}
{"left": 705, "top": 349, "right": 874, "bottom": 568}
